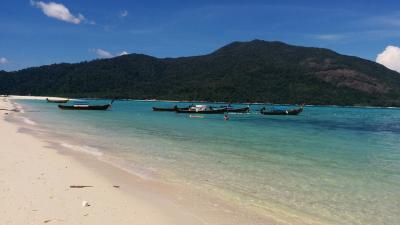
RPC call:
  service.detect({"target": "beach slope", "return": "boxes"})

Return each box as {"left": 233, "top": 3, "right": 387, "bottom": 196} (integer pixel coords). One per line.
{"left": 0, "top": 98, "right": 204, "bottom": 225}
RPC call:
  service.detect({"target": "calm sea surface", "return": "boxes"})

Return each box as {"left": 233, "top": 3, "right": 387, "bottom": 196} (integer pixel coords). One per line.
{"left": 15, "top": 99, "right": 400, "bottom": 225}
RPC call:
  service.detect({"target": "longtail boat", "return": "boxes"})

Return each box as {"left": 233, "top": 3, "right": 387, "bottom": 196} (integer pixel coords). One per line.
{"left": 152, "top": 105, "right": 193, "bottom": 112}
{"left": 176, "top": 105, "right": 227, "bottom": 114}
{"left": 225, "top": 106, "right": 250, "bottom": 113}
{"left": 58, "top": 100, "right": 114, "bottom": 110}
{"left": 176, "top": 108, "right": 227, "bottom": 114}
{"left": 260, "top": 106, "right": 303, "bottom": 115}
{"left": 46, "top": 98, "right": 69, "bottom": 103}
{"left": 58, "top": 104, "right": 111, "bottom": 110}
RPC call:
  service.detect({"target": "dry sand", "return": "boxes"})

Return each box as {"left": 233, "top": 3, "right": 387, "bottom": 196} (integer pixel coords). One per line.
{"left": 0, "top": 97, "right": 208, "bottom": 225}
{"left": 0, "top": 96, "right": 278, "bottom": 225}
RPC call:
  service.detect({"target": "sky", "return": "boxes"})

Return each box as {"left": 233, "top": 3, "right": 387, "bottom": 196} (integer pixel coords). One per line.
{"left": 1, "top": 0, "right": 400, "bottom": 72}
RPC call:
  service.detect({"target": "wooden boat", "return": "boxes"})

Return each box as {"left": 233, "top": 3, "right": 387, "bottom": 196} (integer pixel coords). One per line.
{"left": 176, "top": 105, "right": 227, "bottom": 114}
{"left": 47, "top": 98, "right": 69, "bottom": 103}
{"left": 225, "top": 106, "right": 250, "bottom": 113}
{"left": 58, "top": 104, "right": 111, "bottom": 110}
{"left": 260, "top": 106, "right": 303, "bottom": 115}
{"left": 58, "top": 99, "right": 114, "bottom": 110}
{"left": 152, "top": 105, "right": 192, "bottom": 112}
{"left": 58, "top": 99, "right": 115, "bottom": 110}
{"left": 176, "top": 108, "right": 227, "bottom": 114}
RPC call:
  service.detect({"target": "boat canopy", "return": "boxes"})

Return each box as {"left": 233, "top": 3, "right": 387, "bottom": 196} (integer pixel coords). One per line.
{"left": 191, "top": 105, "right": 208, "bottom": 112}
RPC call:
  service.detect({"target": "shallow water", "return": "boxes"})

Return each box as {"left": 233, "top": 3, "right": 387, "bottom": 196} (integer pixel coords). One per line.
{"left": 15, "top": 99, "right": 400, "bottom": 225}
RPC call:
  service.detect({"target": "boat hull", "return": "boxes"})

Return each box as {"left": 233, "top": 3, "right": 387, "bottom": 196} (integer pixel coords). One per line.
{"left": 58, "top": 104, "right": 111, "bottom": 110}
{"left": 260, "top": 107, "right": 303, "bottom": 115}
{"left": 176, "top": 108, "right": 227, "bottom": 114}
{"left": 47, "top": 98, "right": 68, "bottom": 103}
{"left": 226, "top": 106, "right": 250, "bottom": 113}
{"left": 152, "top": 106, "right": 190, "bottom": 112}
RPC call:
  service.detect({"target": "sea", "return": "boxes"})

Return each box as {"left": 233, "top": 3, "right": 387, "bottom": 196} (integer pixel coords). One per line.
{"left": 11, "top": 99, "right": 400, "bottom": 225}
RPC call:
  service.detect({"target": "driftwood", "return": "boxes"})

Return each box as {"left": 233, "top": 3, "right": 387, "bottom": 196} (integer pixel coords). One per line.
{"left": 0, "top": 108, "right": 19, "bottom": 112}
{"left": 69, "top": 185, "right": 93, "bottom": 188}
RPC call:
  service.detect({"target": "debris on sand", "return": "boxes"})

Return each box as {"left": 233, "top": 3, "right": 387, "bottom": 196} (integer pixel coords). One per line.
{"left": 69, "top": 185, "right": 93, "bottom": 188}
{"left": 82, "top": 201, "right": 90, "bottom": 207}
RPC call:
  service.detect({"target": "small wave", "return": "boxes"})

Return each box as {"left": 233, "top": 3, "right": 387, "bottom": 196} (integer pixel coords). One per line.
{"left": 96, "top": 154, "right": 157, "bottom": 180}
{"left": 12, "top": 103, "right": 25, "bottom": 113}
{"left": 118, "top": 164, "right": 156, "bottom": 180}
{"left": 22, "top": 117, "right": 36, "bottom": 125}
{"left": 60, "top": 143, "right": 103, "bottom": 157}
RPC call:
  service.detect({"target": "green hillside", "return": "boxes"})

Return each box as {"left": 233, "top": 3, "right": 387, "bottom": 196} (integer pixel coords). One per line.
{"left": 1, "top": 39, "right": 400, "bottom": 106}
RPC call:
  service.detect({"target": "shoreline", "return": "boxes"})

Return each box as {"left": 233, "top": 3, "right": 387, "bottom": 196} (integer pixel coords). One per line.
{"left": 0, "top": 97, "right": 276, "bottom": 225}
{"left": 8, "top": 95, "right": 400, "bottom": 109}
{"left": 0, "top": 97, "right": 208, "bottom": 225}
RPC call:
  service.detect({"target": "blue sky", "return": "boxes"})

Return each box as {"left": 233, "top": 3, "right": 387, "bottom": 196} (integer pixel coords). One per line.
{"left": 1, "top": 0, "right": 400, "bottom": 71}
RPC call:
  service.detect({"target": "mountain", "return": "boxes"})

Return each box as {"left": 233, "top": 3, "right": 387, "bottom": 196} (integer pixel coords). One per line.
{"left": 1, "top": 39, "right": 400, "bottom": 106}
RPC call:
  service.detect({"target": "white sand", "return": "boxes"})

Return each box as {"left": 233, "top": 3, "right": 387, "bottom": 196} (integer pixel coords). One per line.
{"left": 0, "top": 96, "right": 278, "bottom": 225}
{"left": 0, "top": 98, "right": 206, "bottom": 225}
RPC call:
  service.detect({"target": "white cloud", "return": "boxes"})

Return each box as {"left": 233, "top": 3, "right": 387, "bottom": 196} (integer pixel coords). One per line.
{"left": 313, "top": 34, "right": 345, "bottom": 41}
{"left": 92, "top": 49, "right": 128, "bottom": 58}
{"left": 94, "top": 49, "right": 114, "bottom": 58}
{"left": 119, "top": 10, "right": 128, "bottom": 18}
{"left": 30, "top": 1, "right": 90, "bottom": 24}
{"left": 376, "top": 45, "right": 400, "bottom": 73}
{"left": 0, "top": 57, "right": 9, "bottom": 65}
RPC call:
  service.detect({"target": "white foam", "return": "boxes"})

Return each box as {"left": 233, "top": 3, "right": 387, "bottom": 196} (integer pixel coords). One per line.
{"left": 103, "top": 159, "right": 156, "bottom": 180}
{"left": 12, "top": 103, "right": 25, "bottom": 113}
{"left": 22, "top": 117, "right": 36, "bottom": 125}
{"left": 60, "top": 143, "right": 103, "bottom": 157}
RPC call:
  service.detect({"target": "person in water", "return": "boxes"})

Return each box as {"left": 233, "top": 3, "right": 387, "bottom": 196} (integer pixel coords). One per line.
{"left": 224, "top": 114, "right": 229, "bottom": 120}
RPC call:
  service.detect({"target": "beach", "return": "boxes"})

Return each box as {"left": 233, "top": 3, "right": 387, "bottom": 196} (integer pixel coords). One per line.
{"left": 3, "top": 1, "right": 400, "bottom": 224}
{"left": 0, "top": 97, "right": 276, "bottom": 225}
{"left": 0, "top": 97, "right": 234, "bottom": 225}
{"left": 1, "top": 96, "right": 399, "bottom": 225}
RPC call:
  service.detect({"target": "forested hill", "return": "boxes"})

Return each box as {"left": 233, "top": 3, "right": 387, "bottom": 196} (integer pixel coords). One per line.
{"left": 1, "top": 39, "right": 400, "bottom": 106}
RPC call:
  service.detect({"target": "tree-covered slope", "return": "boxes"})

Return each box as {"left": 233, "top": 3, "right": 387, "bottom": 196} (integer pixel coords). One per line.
{"left": 1, "top": 40, "right": 400, "bottom": 106}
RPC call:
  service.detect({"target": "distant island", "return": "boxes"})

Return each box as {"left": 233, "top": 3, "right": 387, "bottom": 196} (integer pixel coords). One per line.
{"left": 1, "top": 39, "right": 400, "bottom": 106}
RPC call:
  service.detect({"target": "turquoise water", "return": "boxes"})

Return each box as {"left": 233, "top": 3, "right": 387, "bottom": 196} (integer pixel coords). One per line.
{"left": 15, "top": 99, "right": 400, "bottom": 225}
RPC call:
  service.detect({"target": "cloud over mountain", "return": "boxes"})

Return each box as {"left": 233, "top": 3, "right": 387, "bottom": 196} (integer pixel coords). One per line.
{"left": 376, "top": 45, "right": 400, "bottom": 73}
{"left": 92, "top": 49, "right": 129, "bottom": 58}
